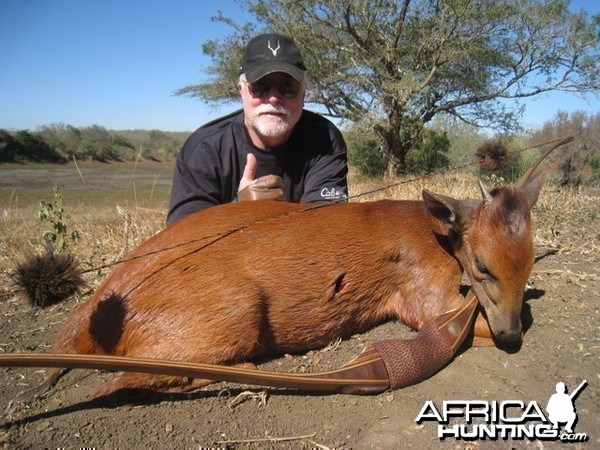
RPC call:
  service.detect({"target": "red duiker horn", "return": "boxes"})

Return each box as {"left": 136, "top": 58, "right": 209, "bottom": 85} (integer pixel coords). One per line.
{"left": 515, "top": 136, "right": 573, "bottom": 190}
{"left": 0, "top": 293, "right": 478, "bottom": 395}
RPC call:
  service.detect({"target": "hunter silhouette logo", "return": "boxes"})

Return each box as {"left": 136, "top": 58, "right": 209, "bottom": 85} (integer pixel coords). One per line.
{"left": 546, "top": 380, "right": 587, "bottom": 434}
{"left": 415, "top": 380, "right": 589, "bottom": 442}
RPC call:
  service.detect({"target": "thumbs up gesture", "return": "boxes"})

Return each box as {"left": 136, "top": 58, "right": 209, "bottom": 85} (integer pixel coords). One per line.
{"left": 237, "top": 153, "right": 285, "bottom": 201}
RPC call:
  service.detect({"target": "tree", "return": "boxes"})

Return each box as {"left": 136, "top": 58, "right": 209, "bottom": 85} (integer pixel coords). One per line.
{"left": 78, "top": 125, "right": 122, "bottom": 161}
{"left": 177, "top": 0, "right": 600, "bottom": 176}
{"left": 0, "top": 129, "right": 19, "bottom": 163}
{"left": 13, "top": 130, "right": 66, "bottom": 163}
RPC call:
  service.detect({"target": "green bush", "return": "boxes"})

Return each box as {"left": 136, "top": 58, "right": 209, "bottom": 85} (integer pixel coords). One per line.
{"left": 7, "top": 130, "right": 67, "bottom": 163}
{"left": 404, "top": 129, "right": 450, "bottom": 175}
{"left": 39, "top": 185, "right": 79, "bottom": 252}
{"left": 0, "top": 125, "right": 188, "bottom": 164}
{"left": 0, "top": 129, "right": 19, "bottom": 162}
{"left": 346, "top": 124, "right": 451, "bottom": 178}
{"left": 346, "top": 131, "right": 388, "bottom": 178}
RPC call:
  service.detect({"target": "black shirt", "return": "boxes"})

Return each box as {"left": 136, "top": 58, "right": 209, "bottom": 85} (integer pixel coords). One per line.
{"left": 166, "top": 109, "right": 348, "bottom": 225}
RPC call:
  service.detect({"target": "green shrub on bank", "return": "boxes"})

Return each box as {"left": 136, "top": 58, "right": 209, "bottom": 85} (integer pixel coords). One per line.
{"left": 0, "top": 124, "right": 190, "bottom": 164}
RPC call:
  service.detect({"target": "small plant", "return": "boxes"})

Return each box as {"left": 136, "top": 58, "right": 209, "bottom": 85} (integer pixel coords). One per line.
{"left": 38, "top": 185, "right": 80, "bottom": 252}
{"left": 480, "top": 172, "right": 506, "bottom": 187}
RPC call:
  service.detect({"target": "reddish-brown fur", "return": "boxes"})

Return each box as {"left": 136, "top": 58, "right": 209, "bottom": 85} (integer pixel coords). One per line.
{"left": 49, "top": 172, "right": 545, "bottom": 398}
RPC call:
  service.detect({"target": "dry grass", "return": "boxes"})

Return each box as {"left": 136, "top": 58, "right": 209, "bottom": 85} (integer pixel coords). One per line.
{"left": 349, "top": 170, "right": 482, "bottom": 202}
{"left": 0, "top": 161, "right": 172, "bottom": 294}
{"left": 533, "top": 185, "right": 600, "bottom": 260}
{"left": 1, "top": 161, "right": 598, "bottom": 450}
{"left": 0, "top": 201, "right": 166, "bottom": 297}
{"left": 349, "top": 169, "right": 600, "bottom": 261}
{"left": 1, "top": 163, "right": 599, "bottom": 299}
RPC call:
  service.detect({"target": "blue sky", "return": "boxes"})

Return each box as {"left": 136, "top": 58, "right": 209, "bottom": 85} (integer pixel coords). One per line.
{"left": 1, "top": 0, "right": 598, "bottom": 133}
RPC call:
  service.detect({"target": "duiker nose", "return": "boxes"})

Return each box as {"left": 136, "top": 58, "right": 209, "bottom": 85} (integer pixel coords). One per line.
{"left": 496, "top": 327, "right": 522, "bottom": 346}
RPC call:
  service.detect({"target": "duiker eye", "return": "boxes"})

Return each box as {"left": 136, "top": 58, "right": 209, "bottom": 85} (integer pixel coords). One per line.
{"left": 474, "top": 257, "right": 493, "bottom": 278}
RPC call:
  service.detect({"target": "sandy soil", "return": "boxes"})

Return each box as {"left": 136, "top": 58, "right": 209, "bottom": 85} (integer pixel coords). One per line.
{"left": 0, "top": 184, "right": 598, "bottom": 449}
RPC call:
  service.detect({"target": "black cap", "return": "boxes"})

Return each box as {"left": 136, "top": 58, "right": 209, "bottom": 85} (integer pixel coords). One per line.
{"left": 241, "top": 33, "right": 306, "bottom": 83}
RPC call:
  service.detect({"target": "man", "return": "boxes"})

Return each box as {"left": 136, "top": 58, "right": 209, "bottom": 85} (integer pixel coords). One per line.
{"left": 166, "top": 33, "right": 348, "bottom": 225}
{"left": 546, "top": 382, "right": 578, "bottom": 433}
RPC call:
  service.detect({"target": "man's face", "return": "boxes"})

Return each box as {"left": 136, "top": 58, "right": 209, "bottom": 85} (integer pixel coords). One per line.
{"left": 239, "top": 72, "right": 305, "bottom": 147}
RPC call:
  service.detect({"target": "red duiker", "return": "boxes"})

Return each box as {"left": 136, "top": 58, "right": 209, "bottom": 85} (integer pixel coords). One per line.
{"left": 16, "top": 163, "right": 543, "bottom": 400}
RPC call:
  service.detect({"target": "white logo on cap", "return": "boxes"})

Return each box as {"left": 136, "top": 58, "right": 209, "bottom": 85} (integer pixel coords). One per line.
{"left": 267, "top": 40, "right": 280, "bottom": 56}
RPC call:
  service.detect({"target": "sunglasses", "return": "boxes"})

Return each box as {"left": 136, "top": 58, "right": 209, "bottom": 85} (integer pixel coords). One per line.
{"left": 241, "top": 78, "right": 302, "bottom": 99}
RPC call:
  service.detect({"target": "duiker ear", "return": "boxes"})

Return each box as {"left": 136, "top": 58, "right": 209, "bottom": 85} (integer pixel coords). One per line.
{"left": 518, "top": 170, "right": 546, "bottom": 208}
{"left": 422, "top": 190, "right": 478, "bottom": 230}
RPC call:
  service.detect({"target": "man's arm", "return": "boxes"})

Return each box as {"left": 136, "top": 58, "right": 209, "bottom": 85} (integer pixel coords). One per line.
{"left": 300, "top": 125, "right": 349, "bottom": 204}
{"left": 166, "top": 143, "right": 224, "bottom": 226}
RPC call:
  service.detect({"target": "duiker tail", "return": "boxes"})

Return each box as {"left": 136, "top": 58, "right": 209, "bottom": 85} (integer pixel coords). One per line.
{"left": 11, "top": 245, "right": 86, "bottom": 308}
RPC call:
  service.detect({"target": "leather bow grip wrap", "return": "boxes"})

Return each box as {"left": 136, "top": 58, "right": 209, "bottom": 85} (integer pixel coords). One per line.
{"left": 237, "top": 175, "right": 285, "bottom": 201}
{"left": 371, "top": 292, "right": 478, "bottom": 390}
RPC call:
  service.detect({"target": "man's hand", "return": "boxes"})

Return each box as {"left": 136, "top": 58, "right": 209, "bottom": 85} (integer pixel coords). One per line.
{"left": 237, "top": 153, "right": 285, "bottom": 201}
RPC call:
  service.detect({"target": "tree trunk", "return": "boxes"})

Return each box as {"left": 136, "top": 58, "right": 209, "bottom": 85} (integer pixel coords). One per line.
{"left": 374, "top": 122, "right": 408, "bottom": 178}
{"left": 386, "top": 154, "right": 402, "bottom": 178}
{"left": 374, "top": 109, "right": 425, "bottom": 178}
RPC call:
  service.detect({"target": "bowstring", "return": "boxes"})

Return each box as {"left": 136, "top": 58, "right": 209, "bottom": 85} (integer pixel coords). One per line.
{"left": 1, "top": 135, "right": 571, "bottom": 299}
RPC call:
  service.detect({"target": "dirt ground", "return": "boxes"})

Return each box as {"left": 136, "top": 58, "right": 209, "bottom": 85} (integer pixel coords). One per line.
{"left": 0, "top": 171, "right": 598, "bottom": 449}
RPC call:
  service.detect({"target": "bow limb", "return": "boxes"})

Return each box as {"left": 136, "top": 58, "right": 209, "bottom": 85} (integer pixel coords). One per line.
{"left": 0, "top": 293, "right": 478, "bottom": 395}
